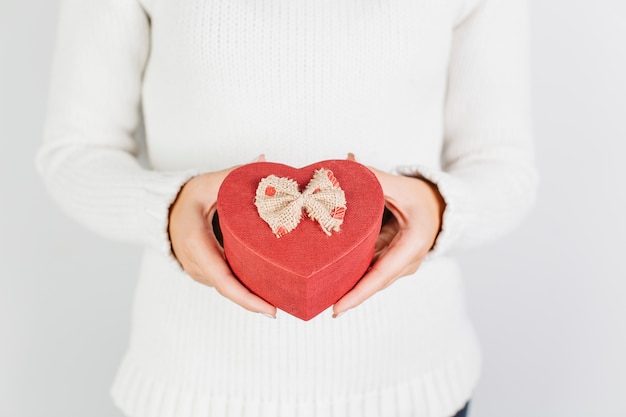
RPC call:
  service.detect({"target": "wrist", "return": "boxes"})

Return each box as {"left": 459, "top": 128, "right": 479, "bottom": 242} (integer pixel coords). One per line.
{"left": 413, "top": 176, "right": 446, "bottom": 249}
{"left": 167, "top": 176, "right": 198, "bottom": 262}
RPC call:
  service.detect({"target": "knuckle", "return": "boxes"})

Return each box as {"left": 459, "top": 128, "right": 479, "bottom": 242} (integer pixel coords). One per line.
{"left": 382, "top": 277, "right": 400, "bottom": 289}
{"left": 212, "top": 282, "right": 227, "bottom": 297}
{"left": 189, "top": 271, "right": 207, "bottom": 284}
{"left": 185, "top": 265, "right": 215, "bottom": 287}
{"left": 181, "top": 242, "right": 196, "bottom": 261}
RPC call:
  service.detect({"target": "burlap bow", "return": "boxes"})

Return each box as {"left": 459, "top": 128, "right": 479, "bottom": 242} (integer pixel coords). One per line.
{"left": 254, "top": 168, "right": 347, "bottom": 238}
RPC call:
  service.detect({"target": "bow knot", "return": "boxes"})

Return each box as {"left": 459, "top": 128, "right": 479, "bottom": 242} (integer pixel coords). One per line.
{"left": 254, "top": 168, "right": 347, "bottom": 238}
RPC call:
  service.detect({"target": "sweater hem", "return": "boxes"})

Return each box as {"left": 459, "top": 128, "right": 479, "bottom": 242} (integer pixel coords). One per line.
{"left": 110, "top": 339, "right": 481, "bottom": 417}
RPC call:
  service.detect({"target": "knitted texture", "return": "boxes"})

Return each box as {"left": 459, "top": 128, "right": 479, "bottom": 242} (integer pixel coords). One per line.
{"left": 36, "top": 0, "right": 538, "bottom": 416}
{"left": 254, "top": 169, "right": 347, "bottom": 237}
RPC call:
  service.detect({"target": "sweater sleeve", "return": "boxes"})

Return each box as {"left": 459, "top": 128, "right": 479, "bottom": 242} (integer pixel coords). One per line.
{"left": 396, "top": 0, "right": 539, "bottom": 258}
{"left": 36, "top": 0, "right": 199, "bottom": 260}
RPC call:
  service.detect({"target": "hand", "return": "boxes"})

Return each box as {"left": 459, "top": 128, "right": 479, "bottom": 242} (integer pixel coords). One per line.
{"left": 332, "top": 154, "right": 445, "bottom": 317}
{"left": 168, "top": 155, "right": 277, "bottom": 318}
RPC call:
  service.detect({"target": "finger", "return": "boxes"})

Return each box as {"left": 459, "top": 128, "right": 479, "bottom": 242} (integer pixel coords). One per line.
{"left": 191, "top": 223, "right": 277, "bottom": 317}
{"left": 361, "top": 166, "right": 404, "bottom": 205}
{"left": 346, "top": 152, "right": 356, "bottom": 161}
{"left": 372, "top": 223, "right": 397, "bottom": 262}
{"left": 362, "top": 166, "right": 412, "bottom": 204}
{"left": 363, "top": 165, "right": 392, "bottom": 185}
{"left": 357, "top": 165, "right": 416, "bottom": 227}
{"left": 376, "top": 215, "right": 399, "bottom": 245}
{"left": 383, "top": 257, "right": 422, "bottom": 289}
{"left": 333, "top": 230, "right": 420, "bottom": 315}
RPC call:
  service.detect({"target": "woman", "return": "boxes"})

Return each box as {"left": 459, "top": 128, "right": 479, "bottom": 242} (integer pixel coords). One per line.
{"left": 37, "top": 0, "right": 538, "bottom": 416}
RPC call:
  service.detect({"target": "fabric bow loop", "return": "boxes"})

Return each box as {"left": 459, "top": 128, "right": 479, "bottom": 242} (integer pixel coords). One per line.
{"left": 254, "top": 168, "right": 347, "bottom": 238}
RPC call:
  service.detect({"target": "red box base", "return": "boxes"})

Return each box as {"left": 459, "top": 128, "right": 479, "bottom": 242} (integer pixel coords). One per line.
{"left": 217, "top": 160, "right": 384, "bottom": 321}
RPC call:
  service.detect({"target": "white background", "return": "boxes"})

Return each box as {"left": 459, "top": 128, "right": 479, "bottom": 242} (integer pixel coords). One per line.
{"left": 1, "top": 0, "right": 625, "bottom": 416}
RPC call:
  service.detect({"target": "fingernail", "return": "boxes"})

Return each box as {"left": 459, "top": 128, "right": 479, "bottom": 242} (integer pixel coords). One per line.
{"left": 332, "top": 311, "right": 346, "bottom": 319}
{"left": 260, "top": 312, "right": 276, "bottom": 319}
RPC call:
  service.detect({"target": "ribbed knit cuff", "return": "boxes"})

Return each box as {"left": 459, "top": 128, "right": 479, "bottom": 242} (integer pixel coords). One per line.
{"left": 394, "top": 164, "right": 477, "bottom": 260}
{"left": 140, "top": 169, "right": 203, "bottom": 269}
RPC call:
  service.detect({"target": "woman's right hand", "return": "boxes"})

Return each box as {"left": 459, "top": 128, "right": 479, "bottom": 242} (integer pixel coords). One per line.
{"left": 168, "top": 158, "right": 277, "bottom": 318}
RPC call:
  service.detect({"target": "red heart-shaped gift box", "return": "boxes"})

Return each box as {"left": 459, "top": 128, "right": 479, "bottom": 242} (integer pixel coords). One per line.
{"left": 216, "top": 160, "right": 385, "bottom": 321}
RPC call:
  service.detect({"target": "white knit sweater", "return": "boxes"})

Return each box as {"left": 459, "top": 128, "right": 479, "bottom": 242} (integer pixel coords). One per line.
{"left": 37, "top": 0, "right": 538, "bottom": 416}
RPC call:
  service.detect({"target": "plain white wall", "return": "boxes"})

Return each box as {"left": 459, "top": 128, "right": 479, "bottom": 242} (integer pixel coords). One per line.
{"left": 1, "top": 0, "right": 624, "bottom": 416}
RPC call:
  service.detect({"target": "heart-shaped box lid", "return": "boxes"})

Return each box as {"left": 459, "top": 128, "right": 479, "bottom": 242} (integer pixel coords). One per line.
{"left": 217, "top": 160, "right": 385, "bottom": 320}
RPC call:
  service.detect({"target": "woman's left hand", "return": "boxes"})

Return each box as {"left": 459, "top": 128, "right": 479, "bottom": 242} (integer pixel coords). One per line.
{"left": 332, "top": 156, "right": 446, "bottom": 317}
